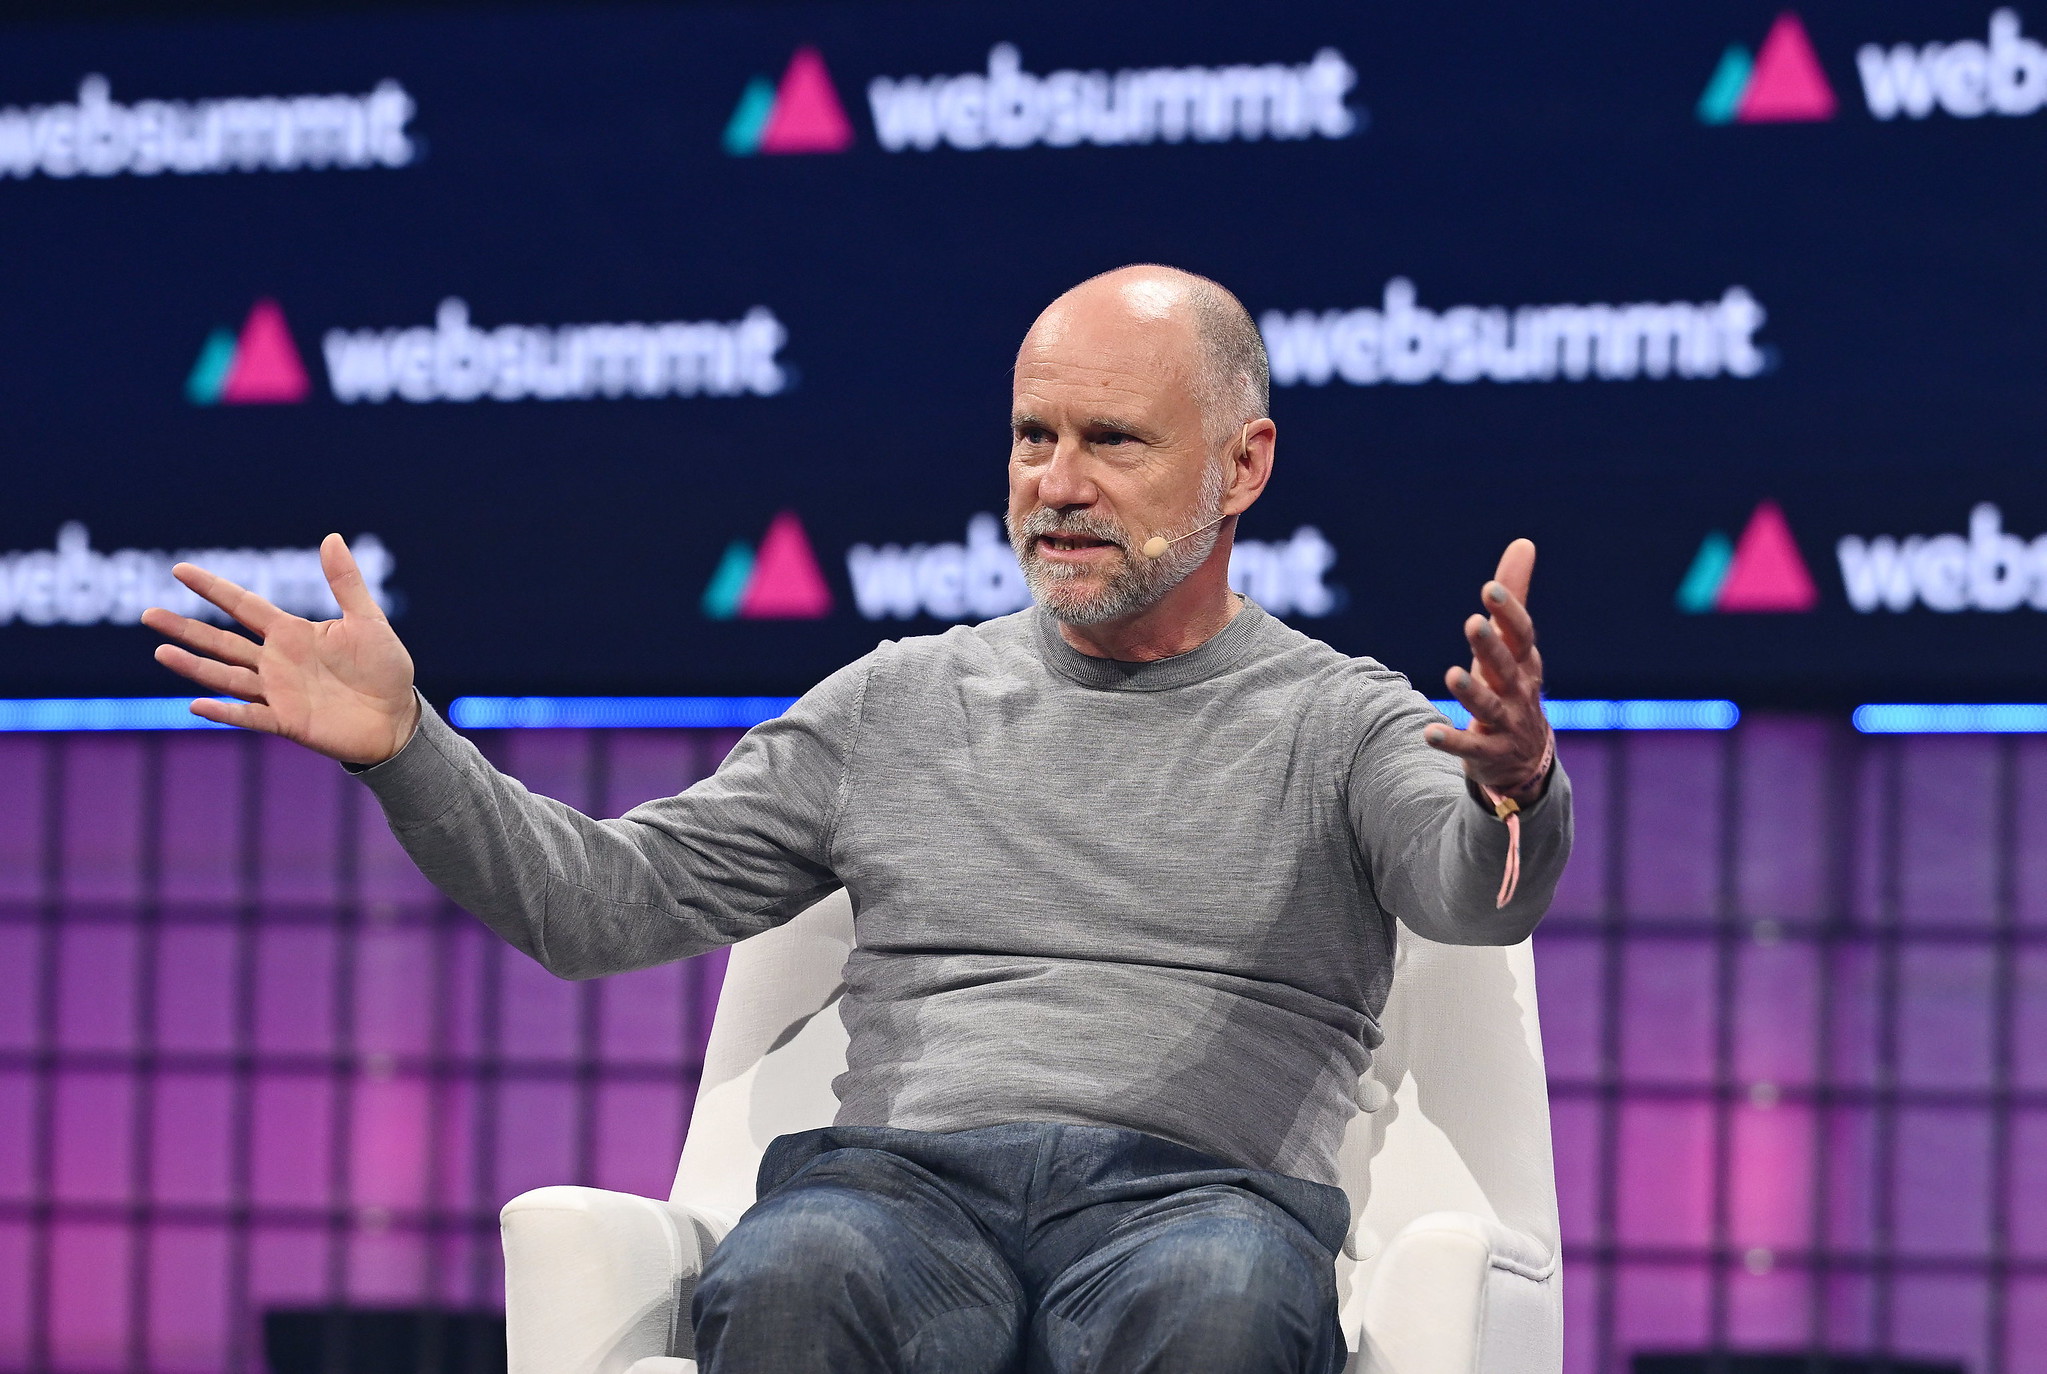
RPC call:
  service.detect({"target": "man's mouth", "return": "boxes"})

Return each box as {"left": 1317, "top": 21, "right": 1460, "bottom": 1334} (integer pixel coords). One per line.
{"left": 1036, "top": 533, "right": 1119, "bottom": 555}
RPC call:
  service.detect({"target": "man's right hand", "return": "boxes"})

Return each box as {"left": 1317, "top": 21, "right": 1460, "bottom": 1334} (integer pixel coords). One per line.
{"left": 141, "top": 533, "right": 420, "bottom": 767}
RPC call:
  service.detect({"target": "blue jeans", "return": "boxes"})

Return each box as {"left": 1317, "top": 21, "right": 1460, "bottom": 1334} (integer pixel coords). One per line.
{"left": 692, "top": 1123, "right": 1350, "bottom": 1373}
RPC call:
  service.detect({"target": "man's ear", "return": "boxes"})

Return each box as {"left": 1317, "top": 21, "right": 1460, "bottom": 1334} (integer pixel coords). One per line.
{"left": 1224, "top": 418, "right": 1277, "bottom": 516}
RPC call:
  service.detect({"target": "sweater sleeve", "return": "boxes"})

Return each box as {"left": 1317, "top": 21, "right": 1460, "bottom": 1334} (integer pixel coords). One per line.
{"left": 1342, "top": 670, "right": 1573, "bottom": 946}
{"left": 350, "top": 655, "right": 871, "bottom": 979}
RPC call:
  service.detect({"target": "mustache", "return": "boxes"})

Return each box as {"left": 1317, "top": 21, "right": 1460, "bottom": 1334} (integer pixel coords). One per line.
{"left": 1009, "top": 507, "right": 1131, "bottom": 551}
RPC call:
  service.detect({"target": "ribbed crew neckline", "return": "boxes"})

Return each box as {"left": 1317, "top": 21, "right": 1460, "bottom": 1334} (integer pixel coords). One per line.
{"left": 1029, "top": 598, "right": 1274, "bottom": 691}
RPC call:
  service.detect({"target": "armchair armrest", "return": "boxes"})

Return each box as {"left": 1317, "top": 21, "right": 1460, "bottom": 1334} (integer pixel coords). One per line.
{"left": 1356, "top": 1212, "right": 1561, "bottom": 1374}
{"left": 501, "top": 1186, "right": 717, "bottom": 1374}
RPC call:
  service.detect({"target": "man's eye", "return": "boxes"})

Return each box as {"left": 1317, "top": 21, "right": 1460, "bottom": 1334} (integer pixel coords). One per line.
{"left": 1095, "top": 432, "right": 1129, "bottom": 446}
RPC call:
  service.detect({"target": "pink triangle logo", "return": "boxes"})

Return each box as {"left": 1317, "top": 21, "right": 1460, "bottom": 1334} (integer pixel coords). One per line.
{"left": 1715, "top": 500, "right": 1819, "bottom": 611}
{"left": 738, "top": 511, "right": 833, "bottom": 618}
{"left": 758, "top": 47, "right": 855, "bottom": 154}
{"left": 219, "top": 299, "right": 311, "bottom": 404}
{"left": 1737, "top": 13, "right": 1837, "bottom": 123}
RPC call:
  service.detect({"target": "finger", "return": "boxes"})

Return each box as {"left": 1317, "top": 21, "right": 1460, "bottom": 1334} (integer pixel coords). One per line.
{"left": 172, "top": 562, "right": 286, "bottom": 637}
{"left": 1423, "top": 722, "right": 1510, "bottom": 761}
{"left": 322, "top": 534, "right": 383, "bottom": 621}
{"left": 1465, "top": 614, "right": 1523, "bottom": 694}
{"left": 1491, "top": 538, "right": 1536, "bottom": 607}
{"left": 1483, "top": 581, "right": 1537, "bottom": 662}
{"left": 140, "top": 608, "right": 262, "bottom": 668}
{"left": 1445, "top": 665, "right": 1509, "bottom": 728}
{"left": 153, "top": 644, "right": 266, "bottom": 701}
{"left": 189, "top": 697, "right": 281, "bottom": 734}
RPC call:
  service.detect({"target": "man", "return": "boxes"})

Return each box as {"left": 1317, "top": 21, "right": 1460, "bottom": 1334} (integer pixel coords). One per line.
{"left": 144, "top": 265, "right": 1569, "bottom": 1373}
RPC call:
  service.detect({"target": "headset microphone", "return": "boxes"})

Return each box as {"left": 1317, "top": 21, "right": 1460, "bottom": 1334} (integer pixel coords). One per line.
{"left": 1139, "top": 422, "right": 1255, "bottom": 560}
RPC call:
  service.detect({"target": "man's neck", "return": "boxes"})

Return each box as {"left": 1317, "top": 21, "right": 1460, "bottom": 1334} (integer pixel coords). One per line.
{"left": 1055, "top": 567, "right": 1244, "bottom": 663}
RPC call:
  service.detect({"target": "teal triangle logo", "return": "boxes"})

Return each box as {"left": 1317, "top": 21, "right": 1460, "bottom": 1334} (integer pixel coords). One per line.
{"left": 185, "top": 327, "right": 239, "bottom": 406}
{"left": 701, "top": 541, "right": 756, "bottom": 619}
{"left": 723, "top": 75, "right": 777, "bottom": 156}
{"left": 1676, "top": 530, "right": 1735, "bottom": 612}
{"left": 1696, "top": 45, "right": 1754, "bottom": 125}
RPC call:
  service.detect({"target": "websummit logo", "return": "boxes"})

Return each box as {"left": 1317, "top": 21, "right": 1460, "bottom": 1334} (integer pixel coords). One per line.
{"left": 1697, "top": 13, "right": 1839, "bottom": 124}
{"left": 724, "top": 47, "right": 855, "bottom": 155}
{"left": 186, "top": 299, "right": 311, "bottom": 406}
{"left": 702, "top": 512, "right": 834, "bottom": 619}
{"left": 1678, "top": 501, "right": 1819, "bottom": 613}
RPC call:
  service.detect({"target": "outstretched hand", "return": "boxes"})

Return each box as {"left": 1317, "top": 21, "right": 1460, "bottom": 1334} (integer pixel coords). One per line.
{"left": 1424, "top": 538, "right": 1553, "bottom": 804}
{"left": 141, "top": 534, "right": 420, "bottom": 766}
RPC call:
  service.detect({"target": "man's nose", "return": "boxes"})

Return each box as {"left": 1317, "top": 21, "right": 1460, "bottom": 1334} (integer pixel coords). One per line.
{"left": 1036, "top": 437, "right": 1098, "bottom": 509}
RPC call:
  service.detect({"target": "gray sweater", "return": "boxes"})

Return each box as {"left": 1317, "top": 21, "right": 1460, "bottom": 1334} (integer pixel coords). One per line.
{"left": 357, "top": 601, "right": 1571, "bottom": 1185}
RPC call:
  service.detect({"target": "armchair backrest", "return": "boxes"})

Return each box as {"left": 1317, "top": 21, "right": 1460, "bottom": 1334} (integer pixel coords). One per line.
{"left": 670, "top": 889, "right": 1561, "bottom": 1302}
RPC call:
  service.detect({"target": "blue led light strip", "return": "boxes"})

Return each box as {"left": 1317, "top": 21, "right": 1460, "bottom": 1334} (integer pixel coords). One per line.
{"left": 0, "top": 696, "right": 1750, "bottom": 732}
{"left": 0, "top": 698, "right": 233, "bottom": 731}
{"left": 1851, "top": 704, "right": 2047, "bottom": 734}
{"left": 448, "top": 696, "right": 801, "bottom": 730}
{"left": 1429, "top": 699, "right": 1740, "bottom": 731}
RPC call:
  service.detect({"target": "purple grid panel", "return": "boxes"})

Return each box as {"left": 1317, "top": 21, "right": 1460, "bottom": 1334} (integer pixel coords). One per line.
{"left": 1733, "top": 941, "right": 1820, "bottom": 1088}
{"left": 2014, "top": 1109, "right": 2047, "bottom": 1261}
{"left": 496, "top": 945, "right": 582, "bottom": 1062}
{"left": 0, "top": 924, "right": 37, "bottom": 1048}
{"left": 145, "top": 1224, "right": 230, "bottom": 1374}
{"left": 153, "top": 924, "right": 236, "bottom": 1053}
{"left": 1848, "top": 746, "right": 1890, "bottom": 928}
{"left": 1820, "top": 1106, "right": 1879, "bottom": 1255}
{"left": 1892, "top": 1105, "right": 1993, "bottom": 1260}
{"left": 149, "top": 1072, "right": 233, "bottom": 1207}
{"left": 593, "top": 1080, "right": 688, "bottom": 1200}
{"left": 0, "top": 738, "right": 49, "bottom": 901}
{"left": 2013, "top": 946, "right": 2047, "bottom": 1095}
{"left": 1727, "top": 1103, "right": 1814, "bottom": 1251}
{"left": 1895, "top": 944, "right": 1997, "bottom": 1092}
{"left": 51, "top": 1071, "right": 134, "bottom": 1204}
{"left": 159, "top": 735, "right": 241, "bottom": 905}
{"left": 353, "top": 925, "right": 436, "bottom": 1059}
{"left": 0, "top": 1221, "right": 29, "bottom": 1366}
{"left": 348, "top": 1227, "right": 429, "bottom": 1305}
{"left": 1726, "top": 1265, "right": 1809, "bottom": 1350}
{"left": 245, "top": 1223, "right": 327, "bottom": 1310}
{"left": 59, "top": 736, "right": 146, "bottom": 905}
{"left": 47, "top": 1221, "right": 131, "bottom": 1370}
{"left": 1898, "top": 736, "right": 2000, "bottom": 929}
{"left": 1826, "top": 942, "right": 1882, "bottom": 1090}
{"left": 1612, "top": 1262, "right": 1710, "bottom": 1356}
{"left": 354, "top": 783, "right": 438, "bottom": 910}
{"left": 1620, "top": 940, "right": 1716, "bottom": 1085}
{"left": 57, "top": 922, "right": 137, "bottom": 1053}
{"left": 1560, "top": 1259, "right": 1597, "bottom": 1374}
{"left": 2019, "top": 738, "right": 2047, "bottom": 928}
{"left": 256, "top": 737, "right": 343, "bottom": 906}
{"left": 253, "top": 924, "right": 336, "bottom": 1054}
{"left": 599, "top": 963, "right": 690, "bottom": 1066}
{"left": 1622, "top": 734, "right": 1725, "bottom": 921}
{"left": 349, "top": 1071, "right": 432, "bottom": 1215}
{"left": 1534, "top": 933, "right": 1601, "bottom": 1081}
{"left": 0, "top": 1071, "right": 30, "bottom": 1201}
{"left": 250, "top": 1074, "right": 333, "bottom": 1208}
{"left": 1734, "top": 716, "right": 1833, "bottom": 922}
{"left": 1546, "top": 738, "right": 1608, "bottom": 920}
{"left": 492, "top": 1080, "right": 578, "bottom": 1209}
{"left": 1617, "top": 1101, "right": 1713, "bottom": 1248}
{"left": 1821, "top": 1272, "right": 1878, "bottom": 1354}
{"left": 1550, "top": 1097, "right": 1601, "bottom": 1247}
{"left": 2010, "top": 1278, "right": 2047, "bottom": 1370}
{"left": 1890, "top": 1273, "right": 1991, "bottom": 1372}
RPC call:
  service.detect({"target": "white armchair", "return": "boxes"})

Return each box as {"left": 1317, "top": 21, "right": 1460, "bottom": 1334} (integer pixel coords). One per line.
{"left": 501, "top": 890, "right": 1563, "bottom": 1374}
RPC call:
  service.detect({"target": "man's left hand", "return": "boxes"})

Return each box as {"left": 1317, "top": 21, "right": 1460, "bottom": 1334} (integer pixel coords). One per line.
{"left": 1424, "top": 538, "right": 1552, "bottom": 806}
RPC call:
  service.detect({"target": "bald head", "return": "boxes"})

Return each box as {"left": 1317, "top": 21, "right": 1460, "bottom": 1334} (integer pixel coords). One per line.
{"left": 1024, "top": 265, "right": 1269, "bottom": 448}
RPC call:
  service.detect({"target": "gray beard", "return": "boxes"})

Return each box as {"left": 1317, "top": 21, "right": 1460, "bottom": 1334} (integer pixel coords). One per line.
{"left": 1007, "top": 479, "right": 1225, "bottom": 627}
